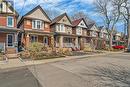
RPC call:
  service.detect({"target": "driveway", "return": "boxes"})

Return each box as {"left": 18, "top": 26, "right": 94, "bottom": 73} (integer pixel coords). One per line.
{"left": 28, "top": 53, "right": 130, "bottom": 87}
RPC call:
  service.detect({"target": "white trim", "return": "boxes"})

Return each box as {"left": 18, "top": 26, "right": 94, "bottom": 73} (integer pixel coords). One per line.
{"left": 7, "top": 16, "right": 14, "bottom": 27}
{"left": 6, "top": 34, "right": 14, "bottom": 47}
{"left": 32, "top": 20, "right": 43, "bottom": 29}
{"left": 56, "top": 24, "right": 65, "bottom": 32}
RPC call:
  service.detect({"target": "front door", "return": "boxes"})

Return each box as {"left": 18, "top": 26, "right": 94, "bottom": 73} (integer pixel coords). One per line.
{"left": 7, "top": 34, "right": 14, "bottom": 47}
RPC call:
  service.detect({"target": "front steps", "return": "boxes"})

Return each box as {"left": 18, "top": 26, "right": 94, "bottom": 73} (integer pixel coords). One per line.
{"left": 6, "top": 54, "right": 19, "bottom": 59}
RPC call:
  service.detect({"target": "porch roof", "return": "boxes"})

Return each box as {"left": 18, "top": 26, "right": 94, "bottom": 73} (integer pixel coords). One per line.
{"left": 25, "top": 30, "right": 54, "bottom": 36}
{"left": 0, "top": 26, "right": 21, "bottom": 33}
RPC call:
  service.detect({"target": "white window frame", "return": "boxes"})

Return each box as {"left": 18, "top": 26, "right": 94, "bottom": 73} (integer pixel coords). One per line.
{"left": 76, "top": 27, "right": 82, "bottom": 35}
{"left": 7, "top": 34, "right": 14, "bottom": 47}
{"left": 30, "top": 35, "right": 38, "bottom": 43}
{"left": 32, "top": 20, "right": 43, "bottom": 29}
{"left": 56, "top": 24, "right": 65, "bottom": 32}
{"left": 43, "top": 37, "right": 48, "bottom": 45}
{"left": 7, "top": 16, "right": 14, "bottom": 27}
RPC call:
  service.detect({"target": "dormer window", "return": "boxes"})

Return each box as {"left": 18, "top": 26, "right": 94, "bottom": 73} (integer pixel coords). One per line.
{"left": 32, "top": 20, "right": 43, "bottom": 29}
{"left": 7, "top": 16, "right": 14, "bottom": 27}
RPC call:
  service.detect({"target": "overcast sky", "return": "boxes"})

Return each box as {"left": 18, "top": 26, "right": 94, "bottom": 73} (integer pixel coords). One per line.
{"left": 13, "top": 0, "right": 124, "bottom": 32}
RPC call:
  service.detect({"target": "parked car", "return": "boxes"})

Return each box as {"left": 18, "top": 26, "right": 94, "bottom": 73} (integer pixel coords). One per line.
{"left": 112, "top": 45, "right": 125, "bottom": 49}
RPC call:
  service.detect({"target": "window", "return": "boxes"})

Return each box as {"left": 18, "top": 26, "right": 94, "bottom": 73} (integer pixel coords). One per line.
{"left": 61, "top": 24, "right": 64, "bottom": 31}
{"left": 30, "top": 35, "right": 38, "bottom": 43}
{"left": 7, "top": 34, "right": 14, "bottom": 47}
{"left": 32, "top": 20, "right": 43, "bottom": 29}
{"left": 77, "top": 27, "right": 82, "bottom": 35}
{"left": 43, "top": 37, "right": 48, "bottom": 45}
{"left": 56, "top": 24, "right": 65, "bottom": 32}
{"left": 7, "top": 16, "right": 14, "bottom": 27}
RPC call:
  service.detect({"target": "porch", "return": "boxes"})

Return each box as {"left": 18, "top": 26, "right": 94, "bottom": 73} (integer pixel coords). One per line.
{"left": 55, "top": 36, "right": 80, "bottom": 49}
{"left": 23, "top": 33, "right": 54, "bottom": 48}
{"left": 0, "top": 32, "right": 18, "bottom": 54}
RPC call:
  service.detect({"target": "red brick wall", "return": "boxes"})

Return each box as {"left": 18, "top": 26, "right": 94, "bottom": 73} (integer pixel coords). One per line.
{"left": 0, "top": 33, "right": 6, "bottom": 42}
{"left": 23, "top": 18, "right": 51, "bottom": 32}
{"left": 0, "top": 15, "right": 17, "bottom": 28}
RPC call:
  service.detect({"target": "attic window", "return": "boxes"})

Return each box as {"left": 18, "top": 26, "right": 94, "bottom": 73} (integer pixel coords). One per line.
{"left": 63, "top": 19, "right": 66, "bottom": 22}
{"left": 81, "top": 23, "right": 84, "bottom": 26}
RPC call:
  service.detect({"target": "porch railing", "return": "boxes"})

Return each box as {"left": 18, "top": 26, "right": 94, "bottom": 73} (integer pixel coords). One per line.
{"left": 63, "top": 43, "right": 74, "bottom": 48}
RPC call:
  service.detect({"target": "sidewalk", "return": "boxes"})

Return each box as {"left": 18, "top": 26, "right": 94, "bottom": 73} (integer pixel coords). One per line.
{"left": 0, "top": 51, "right": 123, "bottom": 69}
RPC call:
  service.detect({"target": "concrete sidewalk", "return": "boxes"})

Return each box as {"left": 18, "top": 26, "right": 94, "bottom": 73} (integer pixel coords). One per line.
{"left": 0, "top": 51, "right": 124, "bottom": 69}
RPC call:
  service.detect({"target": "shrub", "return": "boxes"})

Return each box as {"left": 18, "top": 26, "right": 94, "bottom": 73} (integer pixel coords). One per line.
{"left": 19, "top": 50, "right": 30, "bottom": 59}
{"left": 56, "top": 48, "right": 72, "bottom": 56}
{"left": 27, "top": 42, "right": 46, "bottom": 59}
{"left": 83, "top": 43, "right": 93, "bottom": 52}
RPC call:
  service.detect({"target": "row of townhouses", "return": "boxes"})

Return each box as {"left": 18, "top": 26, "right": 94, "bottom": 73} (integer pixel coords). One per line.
{"left": 0, "top": 1, "right": 124, "bottom": 54}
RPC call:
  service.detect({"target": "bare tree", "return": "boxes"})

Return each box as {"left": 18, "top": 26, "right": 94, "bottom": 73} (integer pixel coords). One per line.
{"left": 120, "top": 0, "right": 130, "bottom": 49}
{"left": 94, "top": 0, "right": 124, "bottom": 49}
{"left": 71, "top": 11, "right": 94, "bottom": 24}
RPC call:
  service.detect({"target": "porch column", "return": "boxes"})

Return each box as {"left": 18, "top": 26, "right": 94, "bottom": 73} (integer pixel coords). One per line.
{"left": 50, "top": 35, "right": 55, "bottom": 50}
{"left": 14, "top": 33, "right": 18, "bottom": 52}
{"left": 80, "top": 38, "right": 84, "bottom": 50}
{"left": 59, "top": 36, "right": 63, "bottom": 48}
{"left": 26, "top": 34, "right": 30, "bottom": 48}
{"left": 75, "top": 37, "right": 78, "bottom": 48}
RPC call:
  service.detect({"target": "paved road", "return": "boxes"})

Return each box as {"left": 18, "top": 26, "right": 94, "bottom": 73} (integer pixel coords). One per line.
{"left": 0, "top": 53, "right": 130, "bottom": 87}
{"left": 29, "top": 53, "right": 130, "bottom": 87}
{"left": 0, "top": 67, "right": 42, "bottom": 87}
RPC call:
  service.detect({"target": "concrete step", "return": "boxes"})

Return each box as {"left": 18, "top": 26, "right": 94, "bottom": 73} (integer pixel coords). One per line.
{"left": 6, "top": 54, "right": 19, "bottom": 59}
{"left": 6, "top": 48, "right": 16, "bottom": 54}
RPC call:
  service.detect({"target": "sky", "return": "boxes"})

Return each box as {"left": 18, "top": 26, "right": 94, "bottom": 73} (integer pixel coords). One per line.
{"left": 12, "top": 0, "right": 124, "bottom": 32}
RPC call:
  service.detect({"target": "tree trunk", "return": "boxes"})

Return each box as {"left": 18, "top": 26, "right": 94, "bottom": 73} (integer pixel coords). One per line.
{"left": 109, "top": 32, "right": 113, "bottom": 50}
{"left": 127, "top": 23, "right": 130, "bottom": 48}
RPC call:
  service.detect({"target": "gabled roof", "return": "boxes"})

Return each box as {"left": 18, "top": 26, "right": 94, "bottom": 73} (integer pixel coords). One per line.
{"left": 23, "top": 5, "right": 51, "bottom": 22}
{"left": 18, "top": 5, "right": 51, "bottom": 27}
{"left": 72, "top": 18, "right": 88, "bottom": 28}
{"left": 51, "top": 13, "right": 72, "bottom": 25}
{"left": 1, "top": 0, "right": 19, "bottom": 16}
{"left": 87, "top": 23, "right": 95, "bottom": 29}
{"left": 72, "top": 18, "right": 83, "bottom": 27}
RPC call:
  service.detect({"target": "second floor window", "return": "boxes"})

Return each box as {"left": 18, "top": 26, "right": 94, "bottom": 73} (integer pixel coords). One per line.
{"left": 56, "top": 24, "right": 65, "bottom": 32}
{"left": 77, "top": 27, "right": 82, "bottom": 35}
{"left": 7, "top": 16, "right": 14, "bottom": 27}
{"left": 32, "top": 20, "right": 43, "bottom": 29}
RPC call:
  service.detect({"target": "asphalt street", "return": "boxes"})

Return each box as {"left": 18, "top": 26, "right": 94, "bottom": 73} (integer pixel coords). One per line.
{"left": 0, "top": 53, "right": 130, "bottom": 87}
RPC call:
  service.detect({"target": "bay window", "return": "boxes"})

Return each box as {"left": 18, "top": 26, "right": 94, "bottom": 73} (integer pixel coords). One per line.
{"left": 32, "top": 20, "right": 43, "bottom": 29}
{"left": 56, "top": 24, "right": 65, "bottom": 32}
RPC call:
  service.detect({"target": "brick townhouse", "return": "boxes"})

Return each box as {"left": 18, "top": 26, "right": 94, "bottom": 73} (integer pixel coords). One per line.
{"left": 51, "top": 13, "right": 78, "bottom": 50}
{"left": 72, "top": 18, "right": 89, "bottom": 50}
{"left": 0, "top": 1, "right": 20, "bottom": 54}
{"left": 86, "top": 22, "right": 99, "bottom": 49}
{"left": 0, "top": 1, "right": 125, "bottom": 54}
{"left": 17, "top": 5, "right": 54, "bottom": 49}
